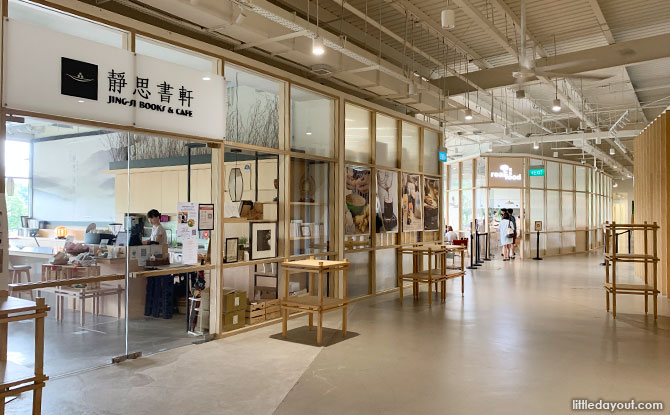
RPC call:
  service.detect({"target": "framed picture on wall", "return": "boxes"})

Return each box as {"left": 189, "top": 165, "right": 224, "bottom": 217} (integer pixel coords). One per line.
{"left": 250, "top": 223, "right": 277, "bottom": 260}
{"left": 225, "top": 238, "right": 238, "bottom": 263}
{"left": 423, "top": 177, "right": 440, "bottom": 231}
{"left": 344, "top": 165, "right": 371, "bottom": 235}
{"left": 376, "top": 169, "right": 398, "bottom": 233}
{"left": 401, "top": 173, "right": 423, "bottom": 231}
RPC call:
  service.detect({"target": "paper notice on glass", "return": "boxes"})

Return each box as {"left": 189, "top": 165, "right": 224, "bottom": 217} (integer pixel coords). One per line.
{"left": 198, "top": 204, "right": 214, "bottom": 230}
{"left": 182, "top": 238, "right": 198, "bottom": 265}
{"left": 177, "top": 202, "right": 199, "bottom": 239}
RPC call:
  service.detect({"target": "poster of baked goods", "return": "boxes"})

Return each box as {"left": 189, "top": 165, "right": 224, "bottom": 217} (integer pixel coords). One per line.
{"left": 402, "top": 173, "right": 423, "bottom": 232}
{"left": 344, "top": 165, "right": 371, "bottom": 235}
{"left": 376, "top": 169, "right": 398, "bottom": 233}
{"left": 423, "top": 177, "right": 440, "bottom": 231}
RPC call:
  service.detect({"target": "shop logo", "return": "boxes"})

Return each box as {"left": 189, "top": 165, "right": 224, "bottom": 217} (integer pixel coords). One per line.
{"left": 61, "top": 57, "right": 98, "bottom": 100}
{"left": 490, "top": 164, "right": 521, "bottom": 181}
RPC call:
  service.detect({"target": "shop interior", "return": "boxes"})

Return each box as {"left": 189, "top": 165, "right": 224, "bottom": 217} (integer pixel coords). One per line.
{"left": 6, "top": 116, "right": 214, "bottom": 375}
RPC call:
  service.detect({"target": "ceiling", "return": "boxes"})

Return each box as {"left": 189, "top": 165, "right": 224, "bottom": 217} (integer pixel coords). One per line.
{"left": 80, "top": 0, "right": 670, "bottom": 177}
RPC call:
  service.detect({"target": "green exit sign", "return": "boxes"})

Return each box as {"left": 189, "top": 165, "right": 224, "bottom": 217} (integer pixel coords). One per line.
{"left": 529, "top": 168, "right": 545, "bottom": 176}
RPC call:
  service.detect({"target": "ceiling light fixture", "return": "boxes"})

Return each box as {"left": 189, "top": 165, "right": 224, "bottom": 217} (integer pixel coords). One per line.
{"left": 464, "top": 109, "right": 473, "bottom": 121}
{"left": 581, "top": 158, "right": 586, "bottom": 164}
{"left": 533, "top": 141, "right": 539, "bottom": 150}
{"left": 312, "top": 36, "right": 325, "bottom": 56}
{"left": 408, "top": 82, "right": 416, "bottom": 95}
{"left": 441, "top": 8, "right": 455, "bottom": 29}
{"left": 553, "top": 151, "right": 558, "bottom": 158}
{"left": 552, "top": 98, "right": 561, "bottom": 112}
{"left": 613, "top": 182, "right": 618, "bottom": 188}
{"left": 609, "top": 147, "right": 615, "bottom": 155}
{"left": 202, "top": 76, "right": 211, "bottom": 81}
{"left": 504, "top": 126, "right": 510, "bottom": 137}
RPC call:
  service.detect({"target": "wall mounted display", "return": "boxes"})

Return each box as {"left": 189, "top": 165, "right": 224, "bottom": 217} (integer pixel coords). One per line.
{"left": 488, "top": 157, "right": 524, "bottom": 188}
{"left": 376, "top": 169, "right": 398, "bottom": 233}
{"left": 250, "top": 222, "right": 276, "bottom": 260}
{"left": 344, "top": 166, "right": 371, "bottom": 235}
{"left": 423, "top": 177, "right": 440, "bottom": 231}
{"left": 225, "top": 237, "right": 239, "bottom": 263}
{"left": 402, "top": 173, "right": 422, "bottom": 231}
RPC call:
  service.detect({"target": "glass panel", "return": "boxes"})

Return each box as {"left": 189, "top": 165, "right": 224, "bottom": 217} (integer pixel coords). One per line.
{"left": 345, "top": 104, "right": 371, "bottom": 163}
{"left": 448, "top": 191, "right": 459, "bottom": 231}
{"left": 475, "top": 188, "right": 487, "bottom": 231}
{"left": 6, "top": 118, "right": 127, "bottom": 376}
{"left": 8, "top": 0, "right": 126, "bottom": 48}
{"left": 423, "top": 129, "right": 440, "bottom": 175}
{"left": 587, "top": 168, "right": 592, "bottom": 193}
{"left": 461, "top": 190, "right": 473, "bottom": 232}
{"left": 449, "top": 164, "right": 459, "bottom": 190}
{"left": 401, "top": 122, "right": 420, "bottom": 171}
{"left": 290, "top": 86, "right": 335, "bottom": 158}
{"left": 225, "top": 64, "right": 282, "bottom": 148}
{"left": 576, "top": 193, "right": 587, "bottom": 229}
{"left": 223, "top": 148, "right": 280, "bottom": 262}
{"left": 290, "top": 158, "right": 330, "bottom": 256}
{"left": 546, "top": 162, "right": 559, "bottom": 189}
{"left": 561, "top": 232, "right": 576, "bottom": 254}
{"left": 529, "top": 159, "right": 544, "bottom": 188}
{"left": 136, "top": 35, "right": 217, "bottom": 72}
{"left": 127, "top": 133, "right": 213, "bottom": 355}
{"left": 546, "top": 232, "right": 561, "bottom": 255}
{"left": 575, "top": 166, "right": 586, "bottom": 192}
{"left": 530, "top": 190, "right": 545, "bottom": 230}
{"left": 546, "top": 191, "right": 560, "bottom": 231}
{"left": 461, "top": 159, "right": 473, "bottom": 188}
{"left": 476, "top": 157, "right": 487, "bottom": 187}
{"left": 375, "top": 248, "right": 397, "bottom": 292}
{"left": 562, "top": 192, "right": 575, "bottom": 230}
{"left": 375, "top": 113, "right": 398, "bottom": 168}
{"left": 562, "top": 164, "right": 574, "bottom": 191}
{"left": 345, "top": 251, "right": 370, "bottom": 298}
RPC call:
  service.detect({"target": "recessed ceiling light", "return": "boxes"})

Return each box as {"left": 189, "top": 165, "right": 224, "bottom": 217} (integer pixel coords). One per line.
{"left": 202, "top": 76, "right": 211, "bottom": 81}
{"left": 77, "top": 100, "right": 85, "bottom": 103}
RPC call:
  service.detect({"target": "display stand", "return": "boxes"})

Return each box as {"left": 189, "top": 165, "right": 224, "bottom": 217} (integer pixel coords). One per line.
{"left": 0, "top": 292, "right": 49, "bottom": 414}
{"left": 280, "top": 258, "right": 349, "bottom": 345}
{"left": 398, "top": 245, "right": 466, "bottom": 305}
{"left": 533, "top": 231, "right": 543, "bottom": 260}
{"left": 603, "top": 221, "right": 660, "bottom": 319}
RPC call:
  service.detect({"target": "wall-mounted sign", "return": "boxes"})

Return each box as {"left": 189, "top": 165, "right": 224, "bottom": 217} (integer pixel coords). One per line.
{"left": 439, "top": 151, "right": 448, "bottom": 162}
{"left": 487, "top": 157, "right": 524, "bottom": 188}
{"left": 529, "top": 168, "right": 545, "bottom": 176}
{"left": 3, "top": 19, "right": 225, "bottom": 140}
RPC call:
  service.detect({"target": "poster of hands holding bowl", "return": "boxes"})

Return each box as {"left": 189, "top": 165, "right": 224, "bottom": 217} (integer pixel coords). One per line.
{"left": 376, "top": 169, "right": 398, "bottom": 233}
{"left": 344, "top": 166, "right": 371, "bottom": 235}
{"left": 402, "top": 173, "right": 423, "bottom": 231}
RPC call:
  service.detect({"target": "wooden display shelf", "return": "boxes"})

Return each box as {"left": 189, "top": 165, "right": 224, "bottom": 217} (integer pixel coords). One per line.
{"left": 399, "top": 269, "right": 465, "bottom": 283}
{"left": 222, "top": 218, "right": 277, "bottom": 223}
{"left": 604, "top": 221, "right": 659, "bottom": 318}
{"left": 280, "top": 257, "right": 350, "bottom": 345}
{"left": 0, "top": 293, "right": 49, "bottom": 414}
{"left": 398, "top": 244, "right": 466, "bottom": 304}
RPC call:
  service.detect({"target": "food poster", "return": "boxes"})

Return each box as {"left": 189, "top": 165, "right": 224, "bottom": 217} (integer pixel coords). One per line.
{"left": 376, "top": 169, "right": 398, "bottom": 233}
{"left": 344, "top": 165, "right": 371, "bottom": 235}
{"left": 177, "top": 201, "right": 199, "bottom": 239}
{"left": 423, "top": 177, "right": 440, "bottom": 231}
{"left": 402, "top": 173, "right": 423, "bottom": 231}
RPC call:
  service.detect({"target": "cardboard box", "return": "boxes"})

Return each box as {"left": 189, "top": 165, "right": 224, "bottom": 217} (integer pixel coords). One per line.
{"left": 223, "top": 289, "right": 247, "bottom": 313}
{"left": 223, "top": 309, "right": 245, "bottom": 331}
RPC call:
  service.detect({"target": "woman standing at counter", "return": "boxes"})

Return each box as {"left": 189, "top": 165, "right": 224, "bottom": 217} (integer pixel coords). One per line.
{"left": 146, "top": 209, "right": 167, "bottom": 245}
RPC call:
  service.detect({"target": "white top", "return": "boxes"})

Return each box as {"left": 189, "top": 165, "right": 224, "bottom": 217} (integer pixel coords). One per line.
{"left": 446, "top": 231, "right": 459, "bottom": 242}
{"left": 498, "top": 219, "right": 513, "bottom": 246}
{"left": 151, "top": 224, "right": 168, "bottom": 245}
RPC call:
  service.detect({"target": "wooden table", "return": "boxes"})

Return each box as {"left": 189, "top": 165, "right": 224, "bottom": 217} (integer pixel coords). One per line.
{"left": 0, "top": 292, "right": 49, "bottom": 414}
{"left": 280, "top": 258, "right": 349, "bottom": 345}
{"left": 398, "top": 244, "right": 466, "bottom": 304}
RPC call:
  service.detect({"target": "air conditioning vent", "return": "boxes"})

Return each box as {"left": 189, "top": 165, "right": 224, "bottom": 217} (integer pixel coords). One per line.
{"left": 311, "top": 64, "right": 334, "bottom": 75}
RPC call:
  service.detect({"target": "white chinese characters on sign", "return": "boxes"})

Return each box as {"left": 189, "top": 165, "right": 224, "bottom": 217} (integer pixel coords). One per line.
{"left": 490, "top": 164, "right": 521, "bottom": 181}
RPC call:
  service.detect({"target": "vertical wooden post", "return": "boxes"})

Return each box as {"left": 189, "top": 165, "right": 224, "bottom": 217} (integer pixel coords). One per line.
{"left": 33, "top": 298, "right": 45, "bottom": 415}
{"left": 282, "top": 264, "right": 289, "bottom": 338}
{"left": 653, "top": 222, "right": 658, "bottom": 319}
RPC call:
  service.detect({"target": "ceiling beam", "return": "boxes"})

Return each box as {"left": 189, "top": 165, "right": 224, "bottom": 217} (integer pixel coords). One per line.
{"left": 234, "top": 29, "right": 308, "bottom": 50}
{"left": 488, "top": 0, "right": 546, "bottom": 59}
{"left": 451, "top": 0, "right": 518, "bottom": 57}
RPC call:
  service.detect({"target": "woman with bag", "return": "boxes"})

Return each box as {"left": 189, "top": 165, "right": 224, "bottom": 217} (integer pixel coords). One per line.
{"left": 498, "top": 211, "right": 514, "bottom": 261}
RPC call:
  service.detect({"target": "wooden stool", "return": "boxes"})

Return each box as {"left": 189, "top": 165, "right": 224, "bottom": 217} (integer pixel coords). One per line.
{"left": 9, "top": 265, "right": 34, "bottom": 300}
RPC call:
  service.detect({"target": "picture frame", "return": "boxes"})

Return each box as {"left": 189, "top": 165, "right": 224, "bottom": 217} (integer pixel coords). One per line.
{"left": 250, "top": 223, "right": 277, "bottom": 260}
{"left": 300, "top": 224, "right": 312, "bottom": 237}
{"left": 224, "top": 237, "right": 239, "bottom": 263}
{"left": 534, "top": 221, "right": 543, "bottom": 231}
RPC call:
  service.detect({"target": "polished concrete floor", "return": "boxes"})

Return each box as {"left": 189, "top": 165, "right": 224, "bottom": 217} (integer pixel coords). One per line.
{"left": 7, "top": 252, "right": 670, "bottom": 414}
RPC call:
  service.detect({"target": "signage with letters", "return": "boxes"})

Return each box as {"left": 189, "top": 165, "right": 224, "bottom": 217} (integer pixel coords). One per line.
{"left": 3, "top": 19, "right": 225, "bottom": 140}
{"left": 529, "top": 168, "right": 545, "bottom": 176}
{"left": 487, "top": 157, "right": 524, "bottom": 187}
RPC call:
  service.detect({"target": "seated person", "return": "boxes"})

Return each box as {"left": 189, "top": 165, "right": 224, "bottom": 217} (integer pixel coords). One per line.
{"left": 445, "top": 225, "right": 459, "bottom": 242}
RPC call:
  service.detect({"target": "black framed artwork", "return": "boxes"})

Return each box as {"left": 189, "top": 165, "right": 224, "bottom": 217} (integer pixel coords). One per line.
{"left": 250, "top": 223, "right": 277, "bottom": 260}
{"left": 225, "top": 237, "right": 238, "bottom": 263}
